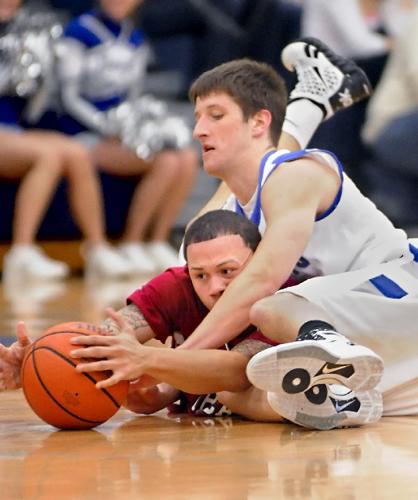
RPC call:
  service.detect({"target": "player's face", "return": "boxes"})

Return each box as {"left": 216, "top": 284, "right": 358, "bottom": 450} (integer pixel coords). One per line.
{"left": 187, "top": 234, "right": 253, "bottom": 310}
{"left": 100, "top": 0, "right": 143, "bottom": 21}
{"left": 193, "top": 92, "right": 253, "bottom": 178}
{"left": 0, "top": 0, "right": 20, "bottom": 22}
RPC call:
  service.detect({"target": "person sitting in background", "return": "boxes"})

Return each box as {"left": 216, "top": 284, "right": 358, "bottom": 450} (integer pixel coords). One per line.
{"left": 298, "top": 0, "right": 415, "bottom": 190}
{"left": 56, "top": 0, "right": 199, "bottom": 273}
{"left": 0, "top": 0, "right": 131, "bottom": 281}
{"left": 361, "top": 5, "right": 418, "bottom": 233}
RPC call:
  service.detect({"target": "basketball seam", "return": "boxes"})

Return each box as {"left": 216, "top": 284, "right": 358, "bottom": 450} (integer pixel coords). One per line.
{"left": 25, "top": 345, "right": 120, "bottom": 426}
{"left": 31, "top": 332, "right": 122, "bottom": 408}
{"left": 30, "top": 347, "right": 103, "bottom": 425}
{"left": 33, "top": 345, "right": 122, "bottom": 409}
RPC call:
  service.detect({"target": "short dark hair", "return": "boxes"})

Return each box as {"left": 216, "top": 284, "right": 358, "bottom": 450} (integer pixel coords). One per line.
{"left": 183, "top": 209, "right": 261, "bottom": 261}
{"left": 189, "top": 58, "right": 287, "bottom": 146}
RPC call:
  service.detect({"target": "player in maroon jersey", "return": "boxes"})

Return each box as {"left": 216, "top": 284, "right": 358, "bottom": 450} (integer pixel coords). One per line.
{"left": 71, "top": 209, "right": 291, "bottom": 420}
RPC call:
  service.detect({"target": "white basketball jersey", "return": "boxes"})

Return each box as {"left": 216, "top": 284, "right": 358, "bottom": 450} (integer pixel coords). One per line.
{"left": 222, "top": 149, "right": 410, "bottom": 282}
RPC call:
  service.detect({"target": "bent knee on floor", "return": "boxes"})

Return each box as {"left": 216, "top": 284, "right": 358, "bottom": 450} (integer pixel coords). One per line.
{"left": 250, "top": 292, "right": 307, "bottom": 343}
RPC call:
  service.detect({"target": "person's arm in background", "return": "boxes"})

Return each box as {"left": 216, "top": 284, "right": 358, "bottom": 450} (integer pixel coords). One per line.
{"left": 57, "top": 37, "right": 115, "bottom": 134}
{"left": 362, "top": 7, "right": 418, "bottom": 144}
{"left": 302, "top": 0, "right": 389, "bottom": 59}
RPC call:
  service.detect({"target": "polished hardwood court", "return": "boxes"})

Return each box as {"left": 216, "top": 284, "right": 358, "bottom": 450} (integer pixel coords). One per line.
{"left": 1, "top": 277, "right": 418, "bottom": 499}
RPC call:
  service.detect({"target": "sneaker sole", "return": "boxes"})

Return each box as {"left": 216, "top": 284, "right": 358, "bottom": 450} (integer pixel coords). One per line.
{"left": 267, "top": 388, "right": 383, "bottom": 430}
{"left": 247, "top": 341, "right": 384, "bottom": 394}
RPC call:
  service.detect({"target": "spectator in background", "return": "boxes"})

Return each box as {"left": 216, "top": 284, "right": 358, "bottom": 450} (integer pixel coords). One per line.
{"left": 0, "top": 0, "right": 132, "bottom": 282}
{"left": 362, "top": 6, "right": 418, "bottom": 232}
{"left": 300, "top": 0, "right": 416, "bottom": 188}
{"left": 141, "top": 0, "right": 302, "bottom": 97}
{"left": 301, "top": 0, "right": 417, "bottom": 88}
{"left": 56, "top": 0, "right": 199, "bottom": 273}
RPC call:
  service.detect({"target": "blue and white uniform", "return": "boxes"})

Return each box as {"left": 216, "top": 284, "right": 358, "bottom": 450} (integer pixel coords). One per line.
{"left": 56, "top": 9, "right": 148, "bottom": 137}
{"left": 223, "top": 148, "right": 418, "bottom": 398}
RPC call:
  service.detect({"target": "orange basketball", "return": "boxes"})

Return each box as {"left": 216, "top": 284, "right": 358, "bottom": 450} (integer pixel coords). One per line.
{"left": 21, "top": 322, "right": 129, "bottom": 430}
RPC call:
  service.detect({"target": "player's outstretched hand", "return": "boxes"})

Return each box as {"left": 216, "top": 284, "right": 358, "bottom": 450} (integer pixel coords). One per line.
{"left": 0, "top": 322, "right": 32, "bottom": 391}
{"left": 125, "top": 381, "right": 179, "bottom": 414}
{"left": 71, "top": 308, "right": 154, "bottom": 389}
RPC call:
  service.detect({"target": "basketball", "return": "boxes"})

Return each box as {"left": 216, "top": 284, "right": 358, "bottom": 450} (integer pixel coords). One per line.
{"left": 20, "top": 322, "right": 129, "bottom": 430}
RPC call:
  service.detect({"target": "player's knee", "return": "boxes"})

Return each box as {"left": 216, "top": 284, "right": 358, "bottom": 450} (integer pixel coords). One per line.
{"left": 250, "top": 292, "right": 300, "bottom": 337}
{"left": 249, "top": 295, "right": 282, "bottom": 332}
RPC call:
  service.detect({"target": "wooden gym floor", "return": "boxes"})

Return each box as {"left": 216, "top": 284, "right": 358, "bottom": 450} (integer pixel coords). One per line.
{"left": 1, "top": 276, "right": 418, "bottom": 499}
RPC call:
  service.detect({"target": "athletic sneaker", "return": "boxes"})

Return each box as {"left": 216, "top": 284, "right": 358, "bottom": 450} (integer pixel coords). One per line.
{"left": 83, "top": 244, "right": 133, "bottom": 280}
{"left": 267, "top": 385, "right": 383, "bottom": 430}
{"left": 246, "top": 337, "right": 384, "bottom": 394}
{"left": 118, "top": 242, "right": 157, "bottom": 274}
{"left": 146, "top": 241, "right": 182, "bottom": 270}
{"left": 3, "top": 245, "right": 69, "bottom": 282}
{"left": 281, "top": 37, "right": 372, "bottom": 120}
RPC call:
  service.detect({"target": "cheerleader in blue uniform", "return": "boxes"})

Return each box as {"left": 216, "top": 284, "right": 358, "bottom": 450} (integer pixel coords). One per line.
{"left": 0, "top": 0, "right": 132, "bottom": 282}
{"left": 57, "top": 0, "right": 199, "bottom": 273}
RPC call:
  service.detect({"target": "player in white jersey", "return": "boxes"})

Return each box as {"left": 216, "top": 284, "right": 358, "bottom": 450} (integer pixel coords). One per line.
{"left": 179, "top": 38, "right": 418, "bottom": 430}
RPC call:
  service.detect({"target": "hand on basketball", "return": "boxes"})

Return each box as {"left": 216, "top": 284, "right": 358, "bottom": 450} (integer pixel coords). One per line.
{"left": 70, "top": 308, "right": 154, "bottom": 389}
{"left": 0, "top": 322, "right": 32, "bottom": 391}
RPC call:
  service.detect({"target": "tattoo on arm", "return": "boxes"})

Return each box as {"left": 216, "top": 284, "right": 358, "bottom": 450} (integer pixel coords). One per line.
{"left": 101, "top": 304, "right": 151, "bottom": 335}
{"left": 231, "top": 339, "right": 272, "bottom": 359}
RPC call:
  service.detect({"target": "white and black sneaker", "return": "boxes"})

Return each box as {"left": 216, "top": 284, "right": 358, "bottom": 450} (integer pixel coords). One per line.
{"left": 246, "top": 336, "right": 384, "bottom": 395}
{"left": 267, "top": 385, "right": 383, "bottom": 430}
{"left": 281, "top": 37, "right": 372, "bottom": 120}
{"left": 247, "top": 336, "right": 384, "bottom": 430}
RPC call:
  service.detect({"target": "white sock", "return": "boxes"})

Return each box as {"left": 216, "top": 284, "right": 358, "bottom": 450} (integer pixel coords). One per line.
{"left": 282, "top": 99, "right": 324, "bottom": 149}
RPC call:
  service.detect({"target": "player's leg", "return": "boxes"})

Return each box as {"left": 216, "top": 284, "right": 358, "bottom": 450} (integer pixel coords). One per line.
{"left": 245, "top": 265, "right": 409, "bottom": 429}
{"left": 249, "top": 292, "right": 383, "bottom": 392}
{"left": 279, "top": 37, "right": 372, "bottom": 151}
{"left": 217, "top": 386, "right": 285, "bottom": 422}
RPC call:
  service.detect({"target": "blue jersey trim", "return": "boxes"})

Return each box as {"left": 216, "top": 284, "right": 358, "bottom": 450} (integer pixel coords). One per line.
{"left": 310, "top": 148, "right": 344, "bottom": 221}
{"left": 409, "top": 243, "right": 418, "bottom": 262}
{"left": 234, "top": 150, "right": 276, "bottom": 226}
{"left": 64, "top": 10, "right": 143, "bottom": 48}
{"left": 264, "top": 148, "right": 344, "bottom": 222}
{"left": 234, "top": 147, "right": 345, "bottom": 226}
{"left": 369, "top": 274, "right": 408, "bottom": 299}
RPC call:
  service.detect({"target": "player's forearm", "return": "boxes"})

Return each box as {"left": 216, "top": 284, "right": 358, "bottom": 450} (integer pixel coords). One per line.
{"left": 143, "top": 348, "right": 250, "bottom": 394}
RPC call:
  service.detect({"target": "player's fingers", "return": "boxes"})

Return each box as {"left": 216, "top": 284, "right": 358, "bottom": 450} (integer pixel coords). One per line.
{"left": 70, "top": 334, "right": 115, "bottom": 346}
{"left": 75, "top": 359, "right": 110, "bottom": 373}
{"left": 96, "top": 373, "right": 122, "bottom": 389}
{"left": 16, "top": 322, "right": 31, "bottom": 347}
{"left": 70, "top": 345, "right": 111, "bottom": 359}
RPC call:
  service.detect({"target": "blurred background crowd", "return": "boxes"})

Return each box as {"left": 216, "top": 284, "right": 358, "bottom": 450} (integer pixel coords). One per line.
{"left": 1, "top": 0, "right": 417, "bottom": 284}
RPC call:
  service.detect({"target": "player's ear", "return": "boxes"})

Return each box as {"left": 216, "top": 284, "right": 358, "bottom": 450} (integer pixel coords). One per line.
{"left": 251, "top": 109, "right": 272, "bottom": 138}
